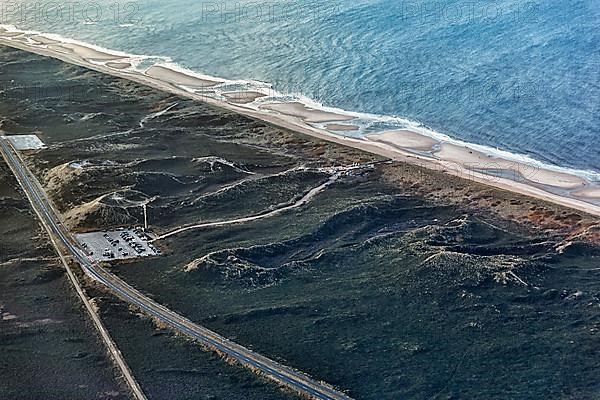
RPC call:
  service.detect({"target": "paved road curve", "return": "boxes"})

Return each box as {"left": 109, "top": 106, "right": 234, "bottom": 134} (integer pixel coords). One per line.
{"left": 0, "top": 137, "right": 353, "bottom": 400}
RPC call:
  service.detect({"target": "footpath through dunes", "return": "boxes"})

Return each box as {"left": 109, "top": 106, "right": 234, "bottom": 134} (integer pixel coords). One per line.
{"left": 1, "top": 29, "right": 599, "bottom": 217}
{"left": 153, "top": 164, "right": 374, "bottom": 242}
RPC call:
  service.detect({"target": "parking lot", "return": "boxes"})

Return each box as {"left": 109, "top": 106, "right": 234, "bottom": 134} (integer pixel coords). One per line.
{"left": 75, "top": 228, "right": 161, "bottom": 262}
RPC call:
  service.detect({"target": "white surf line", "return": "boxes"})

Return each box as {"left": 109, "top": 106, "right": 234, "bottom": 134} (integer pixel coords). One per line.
{"left": 154, "top": 171, "right": 343, "bottom": 242}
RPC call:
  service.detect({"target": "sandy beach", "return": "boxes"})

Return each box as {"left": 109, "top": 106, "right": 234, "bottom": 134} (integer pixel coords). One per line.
{"left": 434, "top": 143, "right": 587, "bottom": 189}
{"left": 1, "top": 30, "right": 599, "bottom": 217}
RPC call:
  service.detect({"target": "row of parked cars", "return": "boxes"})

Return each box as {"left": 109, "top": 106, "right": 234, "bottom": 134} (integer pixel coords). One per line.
{"left": 81, "top": 242, "right": 94, "bottom": 256}
{"left": 103, "top": 232, "right": 129, "bottom": 257}
{"left": 80, "top": 227, "right": 161, "bottom": 260}
{"left": 130, "top": 228, "right": 162, "bottom": 255}
{"left": 119, "top": 229, "right": 158, "bottom": 255}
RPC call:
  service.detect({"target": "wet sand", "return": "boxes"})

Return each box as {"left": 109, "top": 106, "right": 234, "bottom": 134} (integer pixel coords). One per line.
{"left": 367, "top": 130, "right": 439, "bottom": 152}
{"left": 29, "top": 35, "right": 58, "bottom": 45}
{"left": 47, "top": 44, "right": 75, "bottom": 56}
{"left": 572, "top": 187, "right": 600, "bottom": 199}
{"left": 145, "top": 65, "right": 223, "bottom": 88}
{"left": 106, "top": 62, "right": 133, "bottom": 70}
{"left": 326, "top": 123, "right": 360, "bottom": 131}
{"left": 260, "top": 102, "right": 356, "bottom": 123}
{"left": 222, "top": 91, "right": 266, "bottom": 104}
{"left": 58, "top": 42, "right": 124, "bottom": 61}
{"left": 0, "top": 30, "right": 23, "bottom": 38}
{"left": 434, "top": 143, "right": 587, "bottom": 189}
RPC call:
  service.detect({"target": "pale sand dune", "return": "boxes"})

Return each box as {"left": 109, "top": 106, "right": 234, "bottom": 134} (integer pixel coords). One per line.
{"left": 47, "top": 44, "right": 75, "bottom": 55}
{"left": 326, "top": 124, "right": 359, "bottom": 131}
{"left": 435, "top": 143, "right": 524, "bottom": 169}
{"left": 435, "top": 143, "right": 586, "bottom": 189}
{"left": 260, "top": 102, "right": 355, "bottom": 123}
{"left": 29, "top": 35, "right": 58, "bottom": 45}
{"left": 106, "top": 62, "right": 132, "bottom": 70}
{"left": 0, "top": 31, "right": 24, "bottom": 37}
{"left": 57, "top": 43, "right": 125, "bottom": 61}
{"left": 145, "top": 65, "right": 222, "bottom": 88}
{"left": 525, "top": 168, "right": 587, "bottom": 189}
{"left": 7, "top": 36, "right": 30, "bottom": 44}
{"left": 367, "top": 130, "right": 439, "bottom": 151}
{"left": 222, "top": 91, "right": 266, "bottom": 104}
{"left": 7, "top": 32, "right": 124, "bottom": 60}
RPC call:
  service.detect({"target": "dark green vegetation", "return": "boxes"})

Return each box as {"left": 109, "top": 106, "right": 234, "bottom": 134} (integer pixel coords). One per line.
{"left": 2, "top": 45, "right": 600, "bottom": 399}
{"left": 87, "top": 289, "right": 299, "bottom": 400}
{"left": 0, "top": 161, "right": 126, "bottom": 400}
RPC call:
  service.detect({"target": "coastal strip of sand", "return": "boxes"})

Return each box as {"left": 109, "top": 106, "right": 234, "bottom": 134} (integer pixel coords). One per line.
{"left": 572, "top": 187, "right": 600, "bottom": 199}
{"left": 326, "top": 124, "right": 360, "bottom": 132}
{"left": 145, "top": 65, "right": 223, "bottom": 88}
{"left": 1, "top": 30, "right": 599, "bottom": 218}
{"left": 433, "top": 143, "right": 587, "bottom": 189}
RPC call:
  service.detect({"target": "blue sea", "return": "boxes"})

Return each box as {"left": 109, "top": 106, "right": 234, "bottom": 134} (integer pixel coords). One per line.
{"left": 2, "top": 0, "right": 599, "bottom": 176}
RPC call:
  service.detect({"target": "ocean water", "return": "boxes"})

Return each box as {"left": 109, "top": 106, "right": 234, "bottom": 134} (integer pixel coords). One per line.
{"left": 1, "top": 0, "right": 599, "bottom": 175}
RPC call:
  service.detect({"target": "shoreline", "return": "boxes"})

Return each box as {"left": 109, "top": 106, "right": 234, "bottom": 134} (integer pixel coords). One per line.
{"left": 1, "top": 33, "right": 599, "bottom": 218}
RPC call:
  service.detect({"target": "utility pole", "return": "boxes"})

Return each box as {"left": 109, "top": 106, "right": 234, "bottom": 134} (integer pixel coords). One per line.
{"left": 142, "top": 204, "right": 148, "bottom": 231}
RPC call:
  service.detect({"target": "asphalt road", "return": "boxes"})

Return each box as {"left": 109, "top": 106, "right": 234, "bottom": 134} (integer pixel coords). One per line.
{"left": 0, "top": 137, "right": 353, "bottom": 400}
